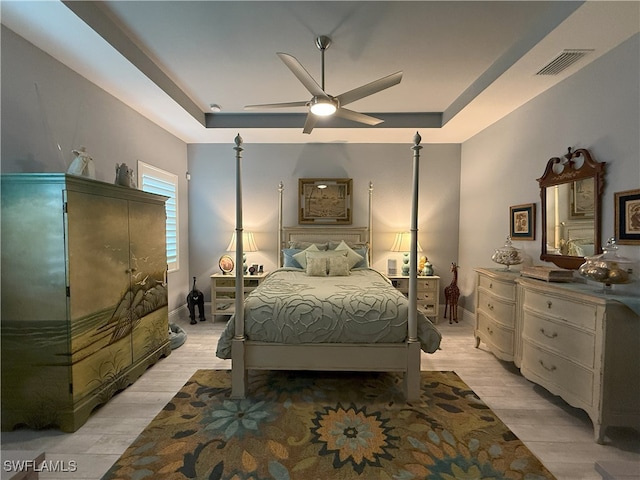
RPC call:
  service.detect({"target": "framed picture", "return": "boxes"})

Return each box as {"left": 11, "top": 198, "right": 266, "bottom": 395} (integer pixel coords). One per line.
{"left": 218, "top": 255, "right": 234, "bottom": 274}
{"left": 614, "top": 188, "right": 640, "bottom": 245}
{"left": 299, "top": 178, "right": 352, "bottom": 224}
{"left": 570, "top": 178, "right": 595, "bottom": 218}
{"left": 510, "top": 203, "right": 536, "bottom": 241}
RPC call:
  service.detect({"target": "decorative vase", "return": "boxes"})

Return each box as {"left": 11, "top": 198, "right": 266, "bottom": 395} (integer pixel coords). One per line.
{"left": 578, "top": 237, "right": 635, "bottom": 293}
{"left": 491, "top": 236, "right": 523, "bottom": 271}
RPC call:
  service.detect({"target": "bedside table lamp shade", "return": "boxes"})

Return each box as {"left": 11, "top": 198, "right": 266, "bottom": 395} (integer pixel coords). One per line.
{"left": 390, "top": 232, "right": 423, "bottom": 276}
{"left": 226, "top": 231, "right": 259, "bottom": 273}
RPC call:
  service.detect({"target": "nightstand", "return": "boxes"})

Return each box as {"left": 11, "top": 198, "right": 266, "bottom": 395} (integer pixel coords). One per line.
{"left": 210, "top": 272, "right": 268, "bottom": 317}
{"left": 388, "top": 275, "right": 440, "bottom": 322}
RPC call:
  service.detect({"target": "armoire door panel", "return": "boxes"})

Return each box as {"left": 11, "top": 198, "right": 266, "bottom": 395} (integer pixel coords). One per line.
{"left": 66, "top": 190, "right": 133, "bottom": 401}
{"left": 127, "top": 199, "right": 168, "bottom": 364}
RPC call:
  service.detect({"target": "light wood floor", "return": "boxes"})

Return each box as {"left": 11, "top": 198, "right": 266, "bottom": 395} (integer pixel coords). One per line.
{"left": 2, "top": 311, "right": 638, "bottom": 480}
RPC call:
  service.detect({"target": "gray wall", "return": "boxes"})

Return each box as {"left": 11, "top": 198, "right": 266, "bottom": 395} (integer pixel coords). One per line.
{"left": 457, "top": 33, "right": 640, "bottom": 313}
{"left": 187, "top": 143, "right": 461, "bottom": 303}
{"left": 1, "top": 26, "right": 190, "bottom": 312}
{"left": 4, "top": 22, "right": 638, "bottom": 318}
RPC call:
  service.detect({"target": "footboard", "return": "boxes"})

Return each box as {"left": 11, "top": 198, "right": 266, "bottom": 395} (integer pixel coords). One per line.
{"left": 231, "top": 340, "right": 421, "bottom": 400}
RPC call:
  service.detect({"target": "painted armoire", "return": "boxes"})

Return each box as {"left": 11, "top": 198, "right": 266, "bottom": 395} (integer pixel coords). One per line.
{"left": 1, "top": 174, "right": 171, "bottom": 432}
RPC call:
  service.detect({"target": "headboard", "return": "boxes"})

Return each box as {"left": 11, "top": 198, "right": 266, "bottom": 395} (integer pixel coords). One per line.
{"left": 277, "top": 181, "right": 374, "bottom": 267}
{"left": 280, "top": 226, "right": 369, "bottom": 266}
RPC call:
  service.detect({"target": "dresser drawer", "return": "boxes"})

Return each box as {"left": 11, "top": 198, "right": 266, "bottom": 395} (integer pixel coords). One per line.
{"left": 477, "top": 289, "right": 515, "bottom": 328}
{"left": 522, "top": 311, "right": 595, "bottom": 368}
{"left": 477, "top": 311, "right": 515, "bottom": 355}
{"left": 478, "top": 275, "right": 515, "bottom": 301}
{"left": 522, "top": 340, "right": 594, "bottom": 406}
{"left": 524, "top": 290, "right": 597, "bottom": 330}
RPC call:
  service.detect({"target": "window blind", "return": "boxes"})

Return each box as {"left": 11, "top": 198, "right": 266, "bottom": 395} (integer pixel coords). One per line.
{"left": 138, "top": 162, "right": 179, "bottom": 272}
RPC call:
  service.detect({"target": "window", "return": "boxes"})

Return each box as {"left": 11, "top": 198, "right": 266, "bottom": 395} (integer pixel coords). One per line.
{"left": 138, "top": 161, "right": 179, "bottom": 272}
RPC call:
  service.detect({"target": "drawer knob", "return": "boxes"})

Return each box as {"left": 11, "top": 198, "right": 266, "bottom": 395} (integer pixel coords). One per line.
{"left": 487, "top": 326, "right": 493, "bottom": 335}
{"left": 540, "top": 328, "right": 558, "bottom": 339}
{"left": 546, "top": 301, "right": 553, "bottom": 309}
{"left": 539, "top": 360, "right": 557, "bottom": 372}
{"left": 489, "top": 282, "right": 493, "bottom": 289}
{"left": 487, "top": 303, "right": 494, "bottom": 310}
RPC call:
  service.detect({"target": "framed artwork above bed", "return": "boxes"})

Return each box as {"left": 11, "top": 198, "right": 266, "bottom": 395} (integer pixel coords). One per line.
{"left": 299, "top": 178, "right": 352, "bottom": 224}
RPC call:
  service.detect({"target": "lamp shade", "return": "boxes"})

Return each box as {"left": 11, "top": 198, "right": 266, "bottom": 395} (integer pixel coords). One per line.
{"left": 390, "top": 232, "right": 422, "bottom": 253}
{"left": 226, "top": 231, "right": 259, "bottom": 252}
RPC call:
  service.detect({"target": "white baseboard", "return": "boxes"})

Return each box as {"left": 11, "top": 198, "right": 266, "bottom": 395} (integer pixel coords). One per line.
{"left": 169, "top": 304, "right": 188, "bottom": 322}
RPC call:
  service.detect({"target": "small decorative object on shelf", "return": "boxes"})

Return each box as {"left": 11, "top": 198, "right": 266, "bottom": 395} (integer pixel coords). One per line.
{"left": 418, "top": 256, "right": 434, "bottom": 276}
{"left": 578, "top": 237, "right": 635, "bottom": 292}
{"left": 67, "top": 146, "right": 96, "bottom": 179}
{"left": 115, "top": 162, "right": 136, "bottom": 187}
{"left": 219, "top": 254, "right": 234, "bottom": 274}
{"left": 521, "top": 265, "right": 574, "bottom": 282}
{"left": 491, "top": 236, "right": 523, "bottom": 270}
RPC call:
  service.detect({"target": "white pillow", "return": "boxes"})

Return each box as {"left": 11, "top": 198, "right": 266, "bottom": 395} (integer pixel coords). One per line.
{"left": 293, "top": 244, "right": 320, "bottom": 269}
{"left": 334, "top": 240, "right": 364, "bottom": 269}
{"left": 306, "top": 256, "right": 328, "bottom": 276}
{"left": 328, "top": 255, "right": 350, "bottom": 276}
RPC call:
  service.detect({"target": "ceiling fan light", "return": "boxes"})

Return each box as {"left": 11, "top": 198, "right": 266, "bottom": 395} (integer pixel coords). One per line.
{"left": 309, "top": 97, "right": 337, "bottom": 116}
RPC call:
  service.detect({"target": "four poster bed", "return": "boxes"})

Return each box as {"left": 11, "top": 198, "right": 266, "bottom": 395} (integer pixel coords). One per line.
{"left": 216, "top": 133, "right": 440, "bottom": 401}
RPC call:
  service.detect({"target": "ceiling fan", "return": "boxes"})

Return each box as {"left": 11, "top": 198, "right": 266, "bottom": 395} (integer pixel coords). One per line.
{"left": 244, "top": 35, "right": 403, "bottom": 134}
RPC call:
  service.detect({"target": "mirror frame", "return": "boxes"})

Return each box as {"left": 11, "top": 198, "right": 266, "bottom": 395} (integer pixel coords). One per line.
{"left": 538, "top": 147, "right": 606, "bottom": 270}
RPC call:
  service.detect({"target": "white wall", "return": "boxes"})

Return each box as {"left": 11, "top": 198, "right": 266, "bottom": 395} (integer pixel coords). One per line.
{"left": 187, "top": 142, "right": 461, "bottom": 302}
{"left": 458, "top": 33, "right": 640, "bottom": 312}
{"left": 1, "top": 26, "right": 190, "bottom": 312}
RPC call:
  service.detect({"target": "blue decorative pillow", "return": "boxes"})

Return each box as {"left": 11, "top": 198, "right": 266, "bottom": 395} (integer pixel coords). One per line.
{"left": 282, "top": 248, "right": 303, "bottom": 268}
{"left": 353, "top": 247, "right": 369, "bottom": 268}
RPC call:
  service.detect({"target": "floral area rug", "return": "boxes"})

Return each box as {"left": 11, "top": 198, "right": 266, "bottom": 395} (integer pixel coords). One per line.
{"left": 102, "top": 370, "right": 555, "bottom": 480}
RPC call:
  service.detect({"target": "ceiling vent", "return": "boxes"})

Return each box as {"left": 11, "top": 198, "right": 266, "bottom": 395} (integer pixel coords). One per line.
{"left": 536, "top": 49, "right": 594, "bottom": 76}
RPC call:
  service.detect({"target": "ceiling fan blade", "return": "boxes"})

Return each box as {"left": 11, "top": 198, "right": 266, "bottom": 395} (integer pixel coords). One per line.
{"left": 302, "top": 112, "right": 318, "bottom": 134}
{"left": 336, "top": 71, "right": 403, "bottom": 107}
{"left": 334, "top": 107, "right": 383, "bottom": 126}
{"left": 244, "top": 100, "right": 308, "bottom": 110}
{"left": 277, "top": 52, "right": 326, "bottom": 97}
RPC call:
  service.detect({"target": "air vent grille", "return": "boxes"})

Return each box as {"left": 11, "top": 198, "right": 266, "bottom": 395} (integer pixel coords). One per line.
{"left": 536, "top": 49, "right": 594, "bottom": 76}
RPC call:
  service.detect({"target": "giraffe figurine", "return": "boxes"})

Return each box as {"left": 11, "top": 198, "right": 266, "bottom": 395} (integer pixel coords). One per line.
{"left": 444, "top": 262, "right": 460, "bottom": 324}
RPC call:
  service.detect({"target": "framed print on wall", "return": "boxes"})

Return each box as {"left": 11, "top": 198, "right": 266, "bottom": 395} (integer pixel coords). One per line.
{"left": 614, "top": 188, "right": 640, "bottom": 245}
{"left": 510, "top": 203, "right": 536, "bottom": 241}
{"left": 299, "top": 178, "right": 352, "bottom": 224}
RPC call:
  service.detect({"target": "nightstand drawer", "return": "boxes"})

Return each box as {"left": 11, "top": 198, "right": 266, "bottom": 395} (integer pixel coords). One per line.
{"left": 390, "top": 277, "right": 437, "bottom": 292}
{"left": 388, "top": 275, "right": 440, "bottom": 321}
{"left": 418, "top": 291, "right": 437, "bottom": 302}
{"left": 211, "top": 272, "right": 268, "bottom": 317}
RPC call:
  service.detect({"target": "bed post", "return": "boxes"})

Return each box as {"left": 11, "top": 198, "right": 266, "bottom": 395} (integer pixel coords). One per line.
{"left": 405, "top": 132, "right": 423, "bottom": 401}
{"left": 368, "top": 181, "right": 373, "bottom": 264}
{"left": 231, "top": 133, "right": 247, "bottom": 398}
{"left": 278, "top": 181, "right": 284, "bottom": 267}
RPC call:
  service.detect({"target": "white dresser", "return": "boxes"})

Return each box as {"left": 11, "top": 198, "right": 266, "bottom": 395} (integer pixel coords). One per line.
{"left": 516, "top": 277, "right": 640, "bottom": 443}
{"left": 474, "top": 268, "right": 521, "bottom": 364}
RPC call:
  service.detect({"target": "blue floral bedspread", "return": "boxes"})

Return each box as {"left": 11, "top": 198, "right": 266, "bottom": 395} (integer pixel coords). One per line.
{"left": 216, "top": 268, "right": 442, "bottom": 359}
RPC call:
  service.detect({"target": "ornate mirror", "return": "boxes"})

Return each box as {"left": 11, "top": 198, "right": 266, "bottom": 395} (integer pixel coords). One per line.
{"left": 538, "top": 147, "right": 606, "bottom": 270}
